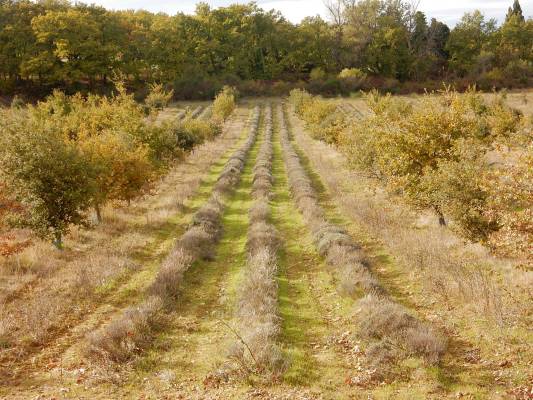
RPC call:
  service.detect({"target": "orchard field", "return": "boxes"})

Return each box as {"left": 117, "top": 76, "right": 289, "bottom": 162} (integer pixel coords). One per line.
{"left": 0, "top": 87, "right": 531, "bottom": 399}
{"left": 1, "top": 0, "right": 532, "bottom": 399}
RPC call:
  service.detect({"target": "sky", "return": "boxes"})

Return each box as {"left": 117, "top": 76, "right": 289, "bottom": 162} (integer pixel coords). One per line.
{"left": 88, "top": 0, "right": 533, "bottom": 26}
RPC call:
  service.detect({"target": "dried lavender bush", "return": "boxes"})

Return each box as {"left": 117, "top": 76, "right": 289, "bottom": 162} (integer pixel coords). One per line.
{"left": 228, "top": 104, "right": 286, "bottom": 377}
{"left": 87, "top": 107, "right": 260, "bottom": 363}
{"left": 278, "top": 103, "right": 445, "bottom": 365}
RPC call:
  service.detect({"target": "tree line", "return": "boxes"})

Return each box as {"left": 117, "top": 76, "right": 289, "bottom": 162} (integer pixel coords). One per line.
{"left": 0, "top": 0, "right": 531, "bottom": 98}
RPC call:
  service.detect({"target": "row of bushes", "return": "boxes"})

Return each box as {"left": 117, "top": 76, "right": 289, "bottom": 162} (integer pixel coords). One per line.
{"left": 289, "top": 88, "right": 532, "bottom": 266}
{"left": 87, "top": 106, "right": 260, "bottom": 363}
{"left": 0, "top": 84, "right": 236, "bottom": 248}
{"left": 167, "top": 66, "right": 531, "bottom": 100}
{"left": 227, "top": 104, "right": 286, "bottom": 378}
{"left": 279, "top": 103, "right": 445, "bottom": 377}
{"left": 9, "top": 65, "right": 531, "bottom": 105}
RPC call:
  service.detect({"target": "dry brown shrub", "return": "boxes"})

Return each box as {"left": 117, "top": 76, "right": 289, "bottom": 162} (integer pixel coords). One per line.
{"left": 87, "top": 296, "right": 165, "bottom": 363}
{"left": 228, "top": 104, "right": 287, "bottom": 377}
{"left": 356, "top": 295, "right": 446, "bottom": 364}
{"left": 249, "top": 202, "right": 270, "bottom": 224}
{"left": 149, "top": 248, "right": 193, "bottom": 299}
{"left": 247, "top": 221, "right": 280, "bottom": 257}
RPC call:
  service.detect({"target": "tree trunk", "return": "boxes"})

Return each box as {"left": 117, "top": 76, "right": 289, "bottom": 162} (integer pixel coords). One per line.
{"left": 53, "top": 231, "right": 63, "bottom": 250}
{"left": 434, "top": 206, "right": 446, "bottom": 226}
{"left": 95, "top": 203, "right": 102, "bottom": 223}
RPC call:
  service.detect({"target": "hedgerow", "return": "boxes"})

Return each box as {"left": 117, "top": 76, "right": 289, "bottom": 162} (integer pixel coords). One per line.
{"left": 290, "top": 88, "right": 530, "bottom": 260}
{"left": 0, "top": 85, "right": 234, "bottom": 247}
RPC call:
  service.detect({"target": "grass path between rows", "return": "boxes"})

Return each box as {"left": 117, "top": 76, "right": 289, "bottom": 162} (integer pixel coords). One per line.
{"left": 251, "top": 104, "right": 359, "bottom": 399}
{"left": 0, "top": 106, "right": 253, "bottom": 399}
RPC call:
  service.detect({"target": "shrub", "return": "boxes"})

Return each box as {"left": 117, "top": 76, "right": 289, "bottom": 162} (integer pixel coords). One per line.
{"left": 181, "top": 118, "right": 221, "bottom": 143}
{"left": 485, "top": 94, "right": 523, "bottom": 137}
{"left": 485, "top": 143, "right": 533, "bottom": 265}
{"left": 249, "top": 201, "right": 270, "bottom": 224}
{"left": 309, "top": 67, "right": 326, "bottom": 81}
{"left": 10, "top": 95, "right": 24, "bottom": 109}
{"left": 338, "top": 68, "right": 366, "bottom": 80}
{"left": 289, "top": 89, "right": 346, "bottom": 144}
{"left": 142, "top": 122, "right": 186, "bottom": 161}
{"left": 173, "top": 74, "right": 222, "bottom": 100}
{"left": 0, "top": 124, "right": 95, "bottom": 248}
{"left": 288, "top": 89, "right": 313, "bottom": 115}
{"left": 87, "top": 296, "right": 165, "bottom": 362}
{"left": 343, "top": 89, "right": 522, "bottom": 232}
{"left": 339, "top": 117, "right": 382, "bottom": 176}
{"left": 80, "top": 131, "right": 154, "bottom": 219}
{"left": 145, "top": 83, "right": 174, "bottom": 110}
{"left": 425, "top": 141, "right": 498, "bottom": 241}
{"left": 299, "top": 86, "right": 526, "bottom": 251}
{"left": 356, "top": 295, "right": 446, "bottom": 364}
{"left": 212, "top": 85, "right": 236, "bottom": 121}
{"left": 504, "top": 59, "right": 532, "bottom": 85}
{"left": 338, "top": 68, "right": 367, "bottom": 92}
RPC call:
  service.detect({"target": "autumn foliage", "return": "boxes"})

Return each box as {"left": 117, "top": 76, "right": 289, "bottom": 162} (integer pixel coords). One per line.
{"left": 0, "top": 84, "right": 233, "bottom": 248}
{"left": 290, "top": 88, "right": 531, "bottom": 266}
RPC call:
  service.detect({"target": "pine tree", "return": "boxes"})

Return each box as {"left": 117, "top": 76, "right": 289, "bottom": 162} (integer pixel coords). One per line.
{"left": 506, "top": 0, "right": 525, "bottom": 22}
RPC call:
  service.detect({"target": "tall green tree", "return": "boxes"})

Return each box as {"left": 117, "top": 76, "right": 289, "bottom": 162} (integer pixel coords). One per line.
{"left": 343, "top": 0, "right": 412, "bottom": 79}
{"left": 446, "top": 10, "right": 497, "bottom": 76}
{"left": 506, "top": 0, "right": 525, "bottom": 22}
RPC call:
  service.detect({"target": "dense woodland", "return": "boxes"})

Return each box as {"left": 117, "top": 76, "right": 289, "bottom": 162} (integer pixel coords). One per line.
{"left": 1, "top": 0, "right": 532, "bottom": 99}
